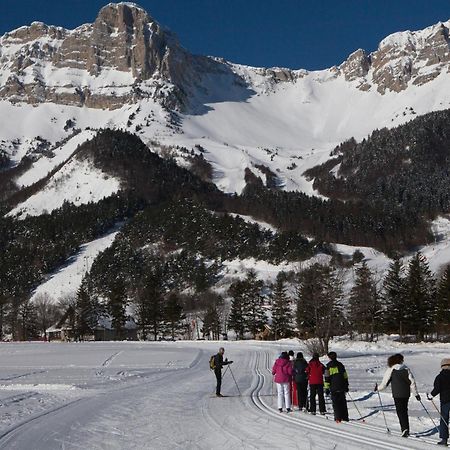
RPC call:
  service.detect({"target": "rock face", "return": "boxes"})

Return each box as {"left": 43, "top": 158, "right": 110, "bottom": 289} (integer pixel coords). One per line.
{"left": 0, "top": 3, "right": 449, "bottom": 110}
{"left": 339, "top": 21, "right": 450, "bottom": 93}
{"left": 0, "top": 3, "right": 197, "bottom": 109}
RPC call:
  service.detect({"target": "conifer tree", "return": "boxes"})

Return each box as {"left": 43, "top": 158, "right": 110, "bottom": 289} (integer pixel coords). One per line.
{"left": 75, "top": 283, "right": 98, "bottom": 340}
{"left": 271, "top": 275, "right": 293, "bottom": 339}
{"left": 405, "top": 253, "right": 436, "bottom": 339}
{"left": 202, "top": 304, "right": 221, "bottom": 340}
{"left": 18, "top": 299, "right": 38, "bottom": 340}
{"left": 107, "top": 276, "right": 127, "bottom": 340}
{"left": 296, "top": 264, "right": 343, "bottom": 353}
{"left": 436, "top": 265, "right": 450, "bottom": 338}
{"left": 228, "top": 280, "right": 247, "bottom": 340}
{"left": 164, "top": 292, "right": 185, "bottom": 340}
{"left": 381, "top": 259, "right": 406, "bottom": 338}
{"left": 243, "top": 270, "right": 267, "bottom": 339}
{"left": 140, "top": 268, "right": 164, "bottom": 341}
{"left": 348, "top": 262, "right": 380, "bottom": 341}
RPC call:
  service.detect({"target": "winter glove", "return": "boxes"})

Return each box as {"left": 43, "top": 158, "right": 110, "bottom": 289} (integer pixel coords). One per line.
{"left": 325, "top": 389, "right": 330, "bottom": 396}
{"left": 373, "top": 383, "right": 378, "bottom": 392}
{"left": 415, "top": 394, "right": 421, "bottom": 401}
{"left": 345, "top": 387, "right": 349, "bottom": 393}
{"left": 427, "top": 393, "right": 433, "bottom": 401}
{"left": 228, "top": 360, "right": 233, "bottom": 364}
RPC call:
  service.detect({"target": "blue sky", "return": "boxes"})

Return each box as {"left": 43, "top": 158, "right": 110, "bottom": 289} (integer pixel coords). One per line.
{"left": 2, "top": 0, "right": 449, "bottom": 70}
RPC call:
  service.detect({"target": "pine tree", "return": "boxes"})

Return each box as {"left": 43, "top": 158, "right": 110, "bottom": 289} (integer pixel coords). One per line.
{"left": 381, "top": 259, "right": 406, "bottom": 338}
{"left": 405, "top": 253, "right": 436, "bottom": 340}
{"left": 18, "top": 299, "right": 38, "bottom": 340}
{"left": 243, "top": 270, "right": 267, "bottom": 339}
{"left": 436, "top": 265, "right": 450, "bottom": 338}
{"left": 271, "top": 275, "right": 293, "bottom": 339}
{"left": 164, "top": 292, "right": 185, "bottom": 340}
{"left": 75, "top": 283, "right": 98, "bottom": 340}
{"left": 107, "top": 276, "right": 127, "bottom": 340}
{"left": 348, "top": 262, "right": 380, "bottom": 341}
{"left": 140, "top": 269, "right": 164, "bottom": 341}
{"left": 202, "top": 304, "right": 221, "bottom": 340}
{"left": 228, "top": 280, "right": 247, "bottom": 340}
{"left": 296, "top": 264, "right": 344, "bottom": 354}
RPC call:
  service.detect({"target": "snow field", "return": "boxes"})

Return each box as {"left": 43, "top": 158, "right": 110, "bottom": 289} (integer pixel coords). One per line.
{"left": 0, "top": 339, "right": 447, "bottom": 449}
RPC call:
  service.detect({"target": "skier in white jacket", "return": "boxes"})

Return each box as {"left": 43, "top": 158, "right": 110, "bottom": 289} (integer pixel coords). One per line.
{"left": 374, "top": 353, "right": 421, "bottom": 437}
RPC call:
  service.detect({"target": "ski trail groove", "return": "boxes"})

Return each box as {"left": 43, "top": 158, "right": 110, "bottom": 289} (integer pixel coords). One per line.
{"left": 250, "top": 351, "right": 431, "bottom": 450}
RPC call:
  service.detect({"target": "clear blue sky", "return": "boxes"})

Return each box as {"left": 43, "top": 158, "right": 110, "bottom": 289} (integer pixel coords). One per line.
{"left": 2, "top": 0, "right": 449, "bottom": 70}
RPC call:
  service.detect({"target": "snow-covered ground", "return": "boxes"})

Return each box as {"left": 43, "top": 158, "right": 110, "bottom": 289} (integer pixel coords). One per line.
{"left": 30, "top": 227, "right": 121, "bottom": 304}
{"left": 0, "top": 339, "right": 447, "bottom": 449}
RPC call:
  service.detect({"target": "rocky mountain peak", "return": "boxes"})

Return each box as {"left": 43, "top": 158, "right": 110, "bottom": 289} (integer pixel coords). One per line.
{"left": 339, "top": 19, "right": 450, "bottom": 93}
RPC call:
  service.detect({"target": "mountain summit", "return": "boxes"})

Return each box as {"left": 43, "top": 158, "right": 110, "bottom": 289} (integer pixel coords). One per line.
{"left": 0, "top": 4, "right": 449, "bottom": 111}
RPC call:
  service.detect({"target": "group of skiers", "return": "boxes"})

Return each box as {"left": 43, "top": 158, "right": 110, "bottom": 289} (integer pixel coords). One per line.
{"left": 271, "top": 351, "right": 450, "bottom": 445}
{"left": 272, "top": 350, "right": 349, "bottom": 422}
{"left": 211, "top": 348, "right": 450, "bottom": 445}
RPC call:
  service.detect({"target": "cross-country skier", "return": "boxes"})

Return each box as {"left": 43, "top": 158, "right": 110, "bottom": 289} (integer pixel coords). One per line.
{"left": 213, "top": 347, "right": 233, "bottom": 397}
{"left": 375, "top": 353, "right": 420, "bottom": 437}
{"left": 324, "top": 351, "right": 349, "bottom": 422}
{"left": 428, "top": 358, "right": 450, "bottom": 446}
{"left": 293, "top": 352, "right": 308, "bottom": 411}
{"left": 306, "top": 353, "right": 327, "bottom": 415}
{"left": 272, "top": 351, "right": 293, "bottom": 412}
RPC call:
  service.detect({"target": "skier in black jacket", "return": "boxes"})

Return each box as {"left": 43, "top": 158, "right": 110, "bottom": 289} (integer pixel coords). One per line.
{"left": 293, "top": 352, "right": 308, "bottom": 410}
{"left": 213, "top": 347, "right": 233, "bottom": 397}
{"left": 324, "top": 351, "right": 349, "bottom": 422}
{"left": 429, "top": 358, "right": 450, "bottom": 446}
{"left": 375, "top": 353, "right": 420, "bottom": 438}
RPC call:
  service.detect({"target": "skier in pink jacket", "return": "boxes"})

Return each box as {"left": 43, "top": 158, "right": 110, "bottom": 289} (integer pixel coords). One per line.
{"left": 272, "top": 351, "right": 294, "bottom": 412}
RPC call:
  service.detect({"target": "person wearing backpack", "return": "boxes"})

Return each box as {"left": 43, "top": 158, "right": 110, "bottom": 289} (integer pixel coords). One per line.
{"left": 324, "top": 351, "right": 349, "bottom": 422}
{"left": 211, "top": 347, "right": 233, "bottom": 397}
{"left": 306, "top": 353, "right": 327, "bottom": 415}
{"left": 375, "top": 353, "right": 420, "bottom": 437}
{"left": 272, "top": 351, "right": 294, "bottom": 412}
{"left": 428, "top": 358, "right": 450, "bottom": 446}
{"left": 293, "top": 352, "right": 308, "bottom": 411}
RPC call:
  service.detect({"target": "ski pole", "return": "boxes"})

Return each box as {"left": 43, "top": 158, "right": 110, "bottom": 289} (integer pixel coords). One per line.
{"left": 347, "top": 391, "right": 365, "bottom": 422}
{"left": 228, "top": 365, "right": 242, "bottom": 396}
{"left": 376, "top": 388, "right": 391, "bottom": 433}
{"left": 428, "top": 394, "right": 449, "bottom": 428}
{"left": 419, "top": 398, "right": 439, "bottom": 433}
{"left": 222, "top": 364, "right": 230, "bottom": 380}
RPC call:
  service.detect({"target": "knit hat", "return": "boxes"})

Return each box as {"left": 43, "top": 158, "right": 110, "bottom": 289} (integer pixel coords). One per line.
{"left": 441, "top": 358, "right": 450, "bottom": 367}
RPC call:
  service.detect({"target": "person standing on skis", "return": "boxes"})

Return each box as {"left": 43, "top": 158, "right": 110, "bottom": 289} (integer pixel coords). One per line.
{"left": 375, "top": 353, "right": 420, "bottom": 438}
{"left": 324, "top": 351, "right": 349, "bottom": 422}
{"left": 272, "top": 351, "right": 293, "bottom": 413}
{"left": 294, "top": 352, "right": 308, "bottom": 411}
{"left": 306, "top": 353, "right": 327, "bottom": 415}
{"left": 213, "top": 347, "right": 233, "bottom": 397}
{"left": 428, "top": 358, "right": 450, "bottom": 446}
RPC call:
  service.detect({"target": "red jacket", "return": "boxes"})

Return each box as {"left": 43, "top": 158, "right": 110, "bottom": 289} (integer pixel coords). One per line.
{"left": 272, "top": 358, "right": 293, "bottom": 383}
{"left": 306, "top": 359, "right": 325, "bottom": 385}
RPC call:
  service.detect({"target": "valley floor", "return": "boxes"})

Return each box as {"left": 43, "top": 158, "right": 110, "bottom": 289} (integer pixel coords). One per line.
{"left": 0, "top": 339, "right": 448, "bottom": 449}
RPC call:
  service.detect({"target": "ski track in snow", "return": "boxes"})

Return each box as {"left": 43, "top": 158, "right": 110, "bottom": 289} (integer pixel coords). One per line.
{"left": 0, "top": 340, "right": 446, "bottom": 449}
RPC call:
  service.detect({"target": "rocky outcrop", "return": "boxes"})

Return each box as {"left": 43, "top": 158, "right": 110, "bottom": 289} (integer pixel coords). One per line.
{"left": 339, "top": 20, "right": 450, "bottom": 93}
{"left": 0, "top": 3, "right": 197, "bottom": 109}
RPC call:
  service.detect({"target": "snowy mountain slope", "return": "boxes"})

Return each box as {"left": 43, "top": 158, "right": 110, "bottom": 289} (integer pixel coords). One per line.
{"left": 30, "top": 227, "right": 120, "bottom": 303}
{"left": 2, "top": 3, "right": 450, "bottom": 298}
{"left": 0, "top": 4, "right": 449, "bottom": 201}
{"left": 8, "top": 157, "right": 121, "bottom": 218}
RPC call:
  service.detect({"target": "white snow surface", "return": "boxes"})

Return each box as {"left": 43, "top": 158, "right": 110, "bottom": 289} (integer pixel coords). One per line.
{"left": 0, "top": 338, "right": 447, "bottom": 449}
{"left": 30, "top": 228, "right": 120, "bottom": 304}
{"left": 9, "top": 157, "right": 121, "bottom": 218}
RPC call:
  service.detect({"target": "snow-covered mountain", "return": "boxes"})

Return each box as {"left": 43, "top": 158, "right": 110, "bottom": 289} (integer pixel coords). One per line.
{"left": 2, "top": 2, "right": 450, "bottom": 302}
{"left": 1, "top": 2, "right": 450, "bottom": 202}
